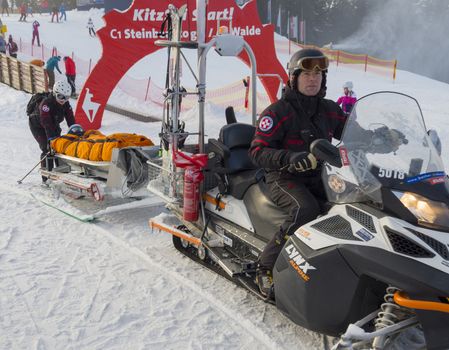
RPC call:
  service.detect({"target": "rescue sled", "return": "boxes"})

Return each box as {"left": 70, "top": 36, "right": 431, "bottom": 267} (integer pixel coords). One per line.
{"left": 37, "top": 144, "right": 164, "bottom": 220}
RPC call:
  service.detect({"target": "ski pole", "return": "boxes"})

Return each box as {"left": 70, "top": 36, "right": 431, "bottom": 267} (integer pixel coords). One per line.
{"left": 17, "top": 152, "right": 50, "bottom": 184}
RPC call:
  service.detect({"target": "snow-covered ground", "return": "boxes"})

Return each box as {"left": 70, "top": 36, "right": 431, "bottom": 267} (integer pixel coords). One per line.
{"left": 1, "top": 8, "right": 449, "bottom": 350}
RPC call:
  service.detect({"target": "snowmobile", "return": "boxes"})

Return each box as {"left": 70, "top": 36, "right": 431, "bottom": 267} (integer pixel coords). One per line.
{"left": 146, "top": 3, "right": 449, "bottom": 350}
{"left": 151, "top": 91, "right": 449, "bottom": 350}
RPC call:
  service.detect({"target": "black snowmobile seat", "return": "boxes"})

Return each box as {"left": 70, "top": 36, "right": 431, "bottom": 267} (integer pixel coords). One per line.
{"left": 218, "top": 122, "right": 256, "bottom": 172}
{"left": 208, "top": 123, "right": 258, "bottom": 199}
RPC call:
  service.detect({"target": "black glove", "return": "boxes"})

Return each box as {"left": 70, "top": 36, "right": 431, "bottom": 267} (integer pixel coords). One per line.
{"left": 372, "top": 127, "right": 408, "bottom": 154}
{"left": 287, "top": 152, "right": 318, "bottom": 173}
{"left": 47, "top": 137, "right": 57, "bottom": 156}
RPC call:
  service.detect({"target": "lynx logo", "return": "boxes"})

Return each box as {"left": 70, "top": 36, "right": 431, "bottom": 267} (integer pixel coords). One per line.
{"left": 285, "top": 244, "right": 316, "bottom": 282}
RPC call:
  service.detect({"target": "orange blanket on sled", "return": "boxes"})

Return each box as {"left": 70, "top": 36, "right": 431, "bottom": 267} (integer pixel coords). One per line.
{"left": 50, "top": 130, "right": 154, "bottom": 162}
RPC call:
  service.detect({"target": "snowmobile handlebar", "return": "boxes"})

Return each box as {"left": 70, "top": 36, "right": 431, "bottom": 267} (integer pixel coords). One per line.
{"left": 310, "top": 139, "right": 342, "bottom": 168}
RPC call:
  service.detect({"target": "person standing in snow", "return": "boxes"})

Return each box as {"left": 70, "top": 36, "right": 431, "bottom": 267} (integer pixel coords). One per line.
{"left": 1, "top": 0, "right": 9, "bottom": 15}
{"left": 63, "top": 55, "right": 76, "bottom": 97}
{"left": 58, "top": 2, "right": 66, "bottom": 21}
{"left": 27, "top": 2, "right": 33, "bottom": 17}
{"left": 45, "top": 55, "right": 61, "bottom": 90}
{"left": 87, "top": 17, "right": 96, "bottom": 37}
{"left": 18, "top": 1, "right": 27, "bottom": 21}
{"left": 50, "top": 4, "right": 58, "bottom": 23}
{"left": 28, "top": 80, "right": 75, "bottom": 181}
{"left": 0, "top": 35, "right": 6, "bottom": 54}
{"left": 31, "top": 19, "right": 40, "bottom": 46}
{"left": 336, "top": 81, "right": 357, "bottom": 116}
{"left": 7, "top": 34, "right": 18, "bottom": 58}
{"left": 249, "top": 48, "right": 348, "bottom": 298}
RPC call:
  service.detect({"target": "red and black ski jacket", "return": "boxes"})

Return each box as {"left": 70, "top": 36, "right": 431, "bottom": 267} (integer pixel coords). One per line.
{"left": 249, "top": 86, "right": 347, "bottom": 181}
{"left": 29, "top": 95, "right": 75, "bottom": 140}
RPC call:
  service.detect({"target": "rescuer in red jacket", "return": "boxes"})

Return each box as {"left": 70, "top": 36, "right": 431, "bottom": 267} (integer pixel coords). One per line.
{"left": 63, "top": 56, "right": 77, "bottom": 97}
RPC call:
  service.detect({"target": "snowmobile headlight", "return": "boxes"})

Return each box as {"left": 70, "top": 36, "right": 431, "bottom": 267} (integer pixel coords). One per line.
{"left": 395, "top": 191, "right": 449, "bottom": 229}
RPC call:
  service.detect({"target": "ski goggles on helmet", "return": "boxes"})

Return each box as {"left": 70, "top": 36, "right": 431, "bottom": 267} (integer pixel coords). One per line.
{"left": 55, "top": 93, "right": 69, "bottom": 102}
{"left": 293, "top": 56, "right": 329, "bottom": 72}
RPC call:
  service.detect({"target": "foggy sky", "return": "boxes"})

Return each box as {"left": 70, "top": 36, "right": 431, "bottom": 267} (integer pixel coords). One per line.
{"left": 336, "top": 0, "right": 449, "bottom": 83}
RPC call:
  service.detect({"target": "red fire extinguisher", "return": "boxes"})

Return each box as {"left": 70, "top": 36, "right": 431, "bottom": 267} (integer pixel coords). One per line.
{"left": 183, "top": 166, "right": 204, "bottom": 221}
{"left": 173, "top": 151, "right": 208, "bottom": 222}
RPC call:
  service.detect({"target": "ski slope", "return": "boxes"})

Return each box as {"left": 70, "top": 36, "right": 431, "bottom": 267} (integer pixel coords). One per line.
{"left": 1, "top": 9, "right": 449, "bottom": 350}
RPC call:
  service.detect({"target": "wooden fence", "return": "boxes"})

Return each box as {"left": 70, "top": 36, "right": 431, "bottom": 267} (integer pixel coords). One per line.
{"left": 0, "top": 53, "right": 48, "bottom": 93}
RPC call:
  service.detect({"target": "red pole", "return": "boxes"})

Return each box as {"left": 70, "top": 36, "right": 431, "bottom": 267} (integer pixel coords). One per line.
{"left": 244, "top": 76, "right": 250, "bottom": 110}
{"left": 144, "top": 76, "right": 151, "bottom": 101}
{"left": 393, "top": 59, "right": 398, "bottom": 82}
{"left": 364, "top": 54, "right": 368, "bottom": 72}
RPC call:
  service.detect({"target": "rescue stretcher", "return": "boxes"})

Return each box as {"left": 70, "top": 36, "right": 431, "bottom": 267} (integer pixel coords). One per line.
{"left": 42, "top": 146, "right": 161, "bottom": 202}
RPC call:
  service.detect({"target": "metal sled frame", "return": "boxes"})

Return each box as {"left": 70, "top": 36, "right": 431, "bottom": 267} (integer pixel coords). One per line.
{"left": 55, "top": 153, "right": 111, "bottom": 179}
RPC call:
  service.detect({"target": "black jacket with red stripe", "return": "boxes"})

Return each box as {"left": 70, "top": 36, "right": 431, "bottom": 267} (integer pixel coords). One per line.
{"left": 29, "top": 95, "right": 75, "bottom": 140}
{"left": 249, "top": 86, "right": 347, "bottom": 181}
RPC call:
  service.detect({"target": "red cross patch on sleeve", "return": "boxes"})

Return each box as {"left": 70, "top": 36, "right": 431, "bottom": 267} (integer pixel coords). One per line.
{"left": 259, "top": 116, "right": 274, "bottom": 132}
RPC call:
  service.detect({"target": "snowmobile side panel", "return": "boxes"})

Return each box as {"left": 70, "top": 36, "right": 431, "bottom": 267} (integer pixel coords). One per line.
{"left": 273, "top": 236, "right": 385, "bottom": 336}
{"left": 243, "top": 182, "right": 289, "bottom": 241}
{"left": 339, "top": 245, "right": 449, "bottom": 297}
{"left": 205, "top": 187, "right": 255, "bottom": 232}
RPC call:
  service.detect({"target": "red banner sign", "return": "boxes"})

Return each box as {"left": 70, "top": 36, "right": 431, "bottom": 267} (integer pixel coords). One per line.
{"left": 75, "top": 0, "right": 287, "bottom": 130}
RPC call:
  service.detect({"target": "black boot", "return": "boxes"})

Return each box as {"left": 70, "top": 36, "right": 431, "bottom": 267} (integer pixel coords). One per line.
{"left": 256, "top": 268, "right": 274, "bottom": 298}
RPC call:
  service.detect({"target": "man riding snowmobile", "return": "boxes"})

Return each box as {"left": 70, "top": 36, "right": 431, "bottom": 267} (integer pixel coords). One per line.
{"left": 249, "top": 49, "right": 403, "bottom": 297}
{"left": 248, "top": 48, "right": 347, "bottom": 297}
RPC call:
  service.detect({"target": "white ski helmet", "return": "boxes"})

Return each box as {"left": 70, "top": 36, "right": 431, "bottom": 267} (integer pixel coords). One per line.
{"left": 343, "top": 81, "right": 353, "bottom": 91}
{"left": 53, "top": 80, "right": 71, "bottom": 100}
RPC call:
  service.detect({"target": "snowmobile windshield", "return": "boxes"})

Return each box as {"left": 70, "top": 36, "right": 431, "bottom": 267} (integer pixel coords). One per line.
{"left": 323, "top": 92, "right": 447, "bottom": 205}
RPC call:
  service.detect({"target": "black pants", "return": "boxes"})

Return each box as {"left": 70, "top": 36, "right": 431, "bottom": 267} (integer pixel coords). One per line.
{"left": 88, "top": 28, "right": 96, "bottom": 36}
{"left": 258, "top": 176, "right": 325, "bottom": 271}
{"left": 29, "top": 117, "right": 60, "bottom": 171}
{"left": 66, "top": 74, "right": 76, "bottom": 95}
{"left": 47, "top": 70, "right": 55, "bottom": 90}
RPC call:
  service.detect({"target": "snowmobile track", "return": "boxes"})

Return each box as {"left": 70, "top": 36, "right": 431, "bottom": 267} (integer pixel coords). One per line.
{"left": 172, "top": 235, "right": 275, "bottom": 304}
